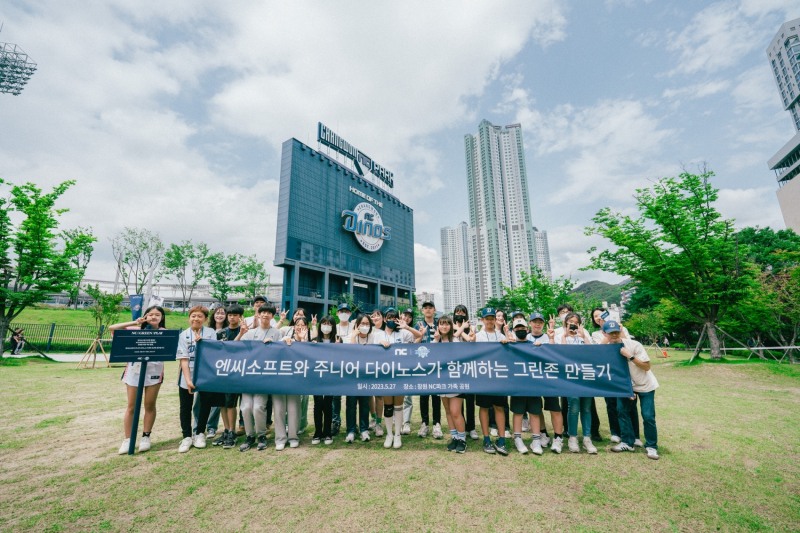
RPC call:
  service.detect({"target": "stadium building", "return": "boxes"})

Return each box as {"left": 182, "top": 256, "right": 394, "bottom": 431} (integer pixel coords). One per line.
{"left": 274, "top": 124, "right": 415, "bottom": 316}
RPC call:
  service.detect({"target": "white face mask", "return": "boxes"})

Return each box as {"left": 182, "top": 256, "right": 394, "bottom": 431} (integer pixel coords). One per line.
{"left": 358, "top": 325, "right": 370, "bottom": 335}
{"left": 321, "top": 324, "right": 333, "bottom": 335}
{"left": 338, "top": 313, "right": 350, "bottom": 323}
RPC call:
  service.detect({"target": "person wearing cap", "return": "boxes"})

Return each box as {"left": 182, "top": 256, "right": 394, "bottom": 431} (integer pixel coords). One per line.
{"left": 412, "top": 300, "right": 444, "bottom": 439}
{"left": 604, "top": 320, "right": 660, "bottom": 460}
{"left": 526, "top": 312, "right": 564, "bottom": 453}
{"left": 244, "top": 295, "right": 268, "bottom": 328}
{"left": 475, "top": 307, "right": 511, "bottom": 455}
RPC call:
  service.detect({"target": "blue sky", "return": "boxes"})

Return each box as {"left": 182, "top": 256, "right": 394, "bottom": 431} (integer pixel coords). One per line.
{"left": 0, "top": 0, "right": 796, "bottom": 306}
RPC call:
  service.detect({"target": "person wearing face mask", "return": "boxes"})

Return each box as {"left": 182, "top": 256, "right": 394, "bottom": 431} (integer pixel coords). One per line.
{"left": 400, "top": 308, "right": 423, "bottom": 434}
{"left": 452, "top": 305, "right": 479, "bottom": 440}
{"left": 381, "top": 309, "right": 414, "bottom": 449}
{"left": 276, "top": 317, "right": 311, "bottom": 450}
{"left": 310, "top": 316, "right": 339, "bottom": 445}
{"left": 331, "top": 303, "right": 353, "bottom": 436}
{"left": 368, "top": 309, "right": 389, "bottom": 437}
{"left": 346, "top": 314, "right": 390, "bottom": 444}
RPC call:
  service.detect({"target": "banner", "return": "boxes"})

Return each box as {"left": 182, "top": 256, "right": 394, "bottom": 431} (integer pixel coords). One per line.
{"left": 130, "top": 294, "right": 144, "bottom": 320}
{"left": 194, "top": 341, "right": 634, "bottom": 397}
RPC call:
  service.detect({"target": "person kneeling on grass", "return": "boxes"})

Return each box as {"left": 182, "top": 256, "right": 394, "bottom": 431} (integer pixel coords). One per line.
{"left": 603, "top": 320, "right": 660, "bottom": 460}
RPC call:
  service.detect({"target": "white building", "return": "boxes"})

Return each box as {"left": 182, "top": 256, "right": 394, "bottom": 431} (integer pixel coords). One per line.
{"left": 532, "top": 227, "right": 552, "bottom": 280}
{"left": 767, "top": 18, "right": 800, "bottom": 233}
{"left": 464, "top": 120, "right": 539, "bottom": 306}
{"left": 440, "top": 222, "right": 477, "bottom": 314}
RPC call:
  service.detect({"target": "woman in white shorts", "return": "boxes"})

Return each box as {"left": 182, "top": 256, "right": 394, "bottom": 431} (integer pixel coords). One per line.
{"left": 435, "top": 316, "right": 468, "bottom": 453}
{"left": 109, "top": 306, "right": 167, "bottom": 454}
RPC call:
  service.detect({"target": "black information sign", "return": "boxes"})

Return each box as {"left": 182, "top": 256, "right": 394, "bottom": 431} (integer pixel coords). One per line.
{"left": 110, "top": 329, "right": 180, "bottom": 363}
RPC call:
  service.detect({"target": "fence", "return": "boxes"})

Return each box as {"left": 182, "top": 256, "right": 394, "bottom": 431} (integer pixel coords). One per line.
{"left": 6, "top": 323, "right": 111, "bottom": 353}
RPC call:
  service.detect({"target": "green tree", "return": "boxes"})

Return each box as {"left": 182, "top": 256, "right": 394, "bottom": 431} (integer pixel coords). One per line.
{"left": 585, "top": 170, "right": 754, "bottom": 359}
{"left": 0, "top": 180, "right": 95, "bottom": 355}
{"left": 63, "top": 227, "right": 96, "bottom": 309}
{"left": 484, "top": 267, "right": 581, "bottom": 317}
{"left": 238, "top": 255, "right": 270, "bottom": 302}
{"left": 207, "top": 252, "right": 243, "bottom": 304}
{"left": 736, "top": 226, "right": 800, "bottom": 272}
{"left": 162, "top": 240, "right": 210, "bottom": 307}
{"left": 84, "top": 284, "right": 123, "bottom": 338}
{"left": 111, "top": 227, "right": 164, "bottom": 295}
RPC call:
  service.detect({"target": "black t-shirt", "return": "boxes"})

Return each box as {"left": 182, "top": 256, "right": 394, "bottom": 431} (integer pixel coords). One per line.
{"left": 218, "top": 326, "right": 241, "bottom": 341}
{"left": 416, "top": 319, "right": 438, "bottom": 343}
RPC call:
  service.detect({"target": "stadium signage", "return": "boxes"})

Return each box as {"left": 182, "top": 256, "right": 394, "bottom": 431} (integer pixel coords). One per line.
{"left": 318, "top": 122, "right": 394, "bottom": 188}
{"left": 342, "top": 202, "right": 392, "bottom": 252}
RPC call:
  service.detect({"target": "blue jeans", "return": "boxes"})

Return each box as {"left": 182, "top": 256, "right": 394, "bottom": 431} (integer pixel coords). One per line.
{"left": 567, "top": 397, "right": 592, "bottom": 437}
{"left": 618, "top": 391, "right": 657, "bottom": 449}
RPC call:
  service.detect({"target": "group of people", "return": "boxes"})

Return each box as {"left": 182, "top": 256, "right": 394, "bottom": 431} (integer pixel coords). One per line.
{"left": 110, "top": 297, "right": 660, "bottom": 460}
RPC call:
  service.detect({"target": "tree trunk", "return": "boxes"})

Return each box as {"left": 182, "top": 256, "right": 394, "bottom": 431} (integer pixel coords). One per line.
{"left": 707, "top": 322, "right": 722, "bottom": 359}
{"left": 0, "top": 318, "right": 9, "bottom": 357}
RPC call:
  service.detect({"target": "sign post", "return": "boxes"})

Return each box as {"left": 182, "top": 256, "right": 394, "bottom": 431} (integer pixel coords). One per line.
{"left": 110, "top": 330, "right": 180, "bottom": 455}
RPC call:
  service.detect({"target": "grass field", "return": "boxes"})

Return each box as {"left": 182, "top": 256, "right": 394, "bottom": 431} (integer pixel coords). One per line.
{"left": 12, "top": 306, "right": 212, "bottom": 330}
{"left": 0, "top": 350, "right": 798, "bottom": 532}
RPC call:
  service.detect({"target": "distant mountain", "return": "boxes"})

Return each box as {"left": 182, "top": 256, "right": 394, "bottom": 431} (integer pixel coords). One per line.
{"left": 570, "top": 279, "right": 631, "bottom": 305}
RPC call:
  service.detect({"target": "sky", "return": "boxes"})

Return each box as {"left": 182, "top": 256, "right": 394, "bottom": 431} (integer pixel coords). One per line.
{"left": 1, "top": 0, "right": 797, "bottom": 307}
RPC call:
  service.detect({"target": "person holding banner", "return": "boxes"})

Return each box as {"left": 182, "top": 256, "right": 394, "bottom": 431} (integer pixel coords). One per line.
{"left": 413, "top": 301, "right": 443, "bottom": 440}
{"left": 435, "top": 316, "right": 468, "bottom": 454}
{"left": 369, "top": 308, "right": 387, "bottom": 438}
{"left": 213, "top": 304, "right": 245, "bottom": 450}
{"left": 381, "top": 308, "right": 414, "bottom": 449}
{"left": 452, "top": 305, "right": 479, "bottom": 441}
{"left": 237, "top": 303, "right": 283, "bottom": 451}
{"left": 523, "top": 312, "right": 564, "bottom": 454}
{"left": 475, "top": 307, "right": 511, "bottom": 455}
{"left": 110, "top": 306, "right": 167, "bottom": 454}
{"left": 276, "top": 317, "right": 310, "bottom": 450}
{"left": 176, "top": 306, "right": 218, "bottom": 453}
{"left": 311, "top": 316, "right": 339, "bottom": 445}
{"left": 561, "top": 313, "right": 598, "bottom": 455}
{"left": 346, "top": 314, "right": 390, "bottom": 444}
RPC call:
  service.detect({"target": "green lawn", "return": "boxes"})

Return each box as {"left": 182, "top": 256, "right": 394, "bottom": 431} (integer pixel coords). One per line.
{"left": 12, "top": 306, "right": 224, "bottom": 330}
{"left": 0, "top": 351, "right": 797, "bottom": 532}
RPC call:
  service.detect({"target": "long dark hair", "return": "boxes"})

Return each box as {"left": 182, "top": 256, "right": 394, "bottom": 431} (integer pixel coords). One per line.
{"left": 141, "top": 306, "right": 166, "bottom": 329}
{"left": 315, "top": 316, "right": 337, "bottom": 342}
{"left": 293, "top": 317, "right": 310, "bottom": 342}
{"left": 354, "top": 314, "right": 373, "bottom": 336}
{"left": 209, "top": 305, "right": 229, "bottom": 329}
{"left": 590, "top": 307, "right": 606, "bottom": 329}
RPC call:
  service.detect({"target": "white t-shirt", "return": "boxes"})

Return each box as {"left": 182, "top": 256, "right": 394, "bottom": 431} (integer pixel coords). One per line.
{"left": 476, "top": 329, "right": 504, "bottom": 343}
{"left": 526, "top": 333, "right": 550, "bottom": 345}
{"left": 386, "top": 328, "right": 414, "bottom": 344}
{"left": 241, "top": 327, "right": 282, "bottom": 343}
{"left": 620, "top": 338, "right": 659, "bottom": 393}
{"left": 176, "top": 326, "right": 217, "bottom": 389}
{"left": 337, "top": 323, "right": 353, "bottom": 344}
{"left": 351, "top": 330, "right": 388, "bottom": 345}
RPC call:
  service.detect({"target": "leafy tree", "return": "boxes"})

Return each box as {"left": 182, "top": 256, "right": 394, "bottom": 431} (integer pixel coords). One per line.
{"left": 238, "top": 255, "right": 270, "bottom": 302}
{"left": 111, "top": 227, "right": 164, "bottom": 295}
{"left": 0, "top": 180, "right": 95, "bottom": 355}
{"left": 585, "top": 170, "right": 754, "bottom": 359}
{"left": 484, "top": 267, "right": 581, "bottom": 317}
{"left": 63, "top": 227, "right": 96, "bottom": 309}
{"left": 207, "top": 252, "right": 243, "bottom": 304}
{"left": 736, "top": 227, "right": 800, "bottom": 272}
{"left": 162, "top": 240, "right": 210, "bottom": 308}
{"left": 84, "top": 284, "right": 123, "bottom": 338}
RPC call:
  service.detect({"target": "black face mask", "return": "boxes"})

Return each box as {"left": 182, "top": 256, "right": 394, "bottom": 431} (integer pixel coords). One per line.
{"left": 386, "top": 321, "right": 397, "bottom": 330}
{"left": 514, "top": 329, "right": 528, "bottom": 340}
{"left": 454, "top": 314, "right": 466, "bottom": 323}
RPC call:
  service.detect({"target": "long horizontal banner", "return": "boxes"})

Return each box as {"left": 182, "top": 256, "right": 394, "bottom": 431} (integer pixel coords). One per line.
{"left": 194, "top": 341, "right": 633, "bottom": 397}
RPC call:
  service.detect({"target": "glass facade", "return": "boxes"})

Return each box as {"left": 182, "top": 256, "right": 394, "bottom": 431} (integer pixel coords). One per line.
{"left": 274, "top": 138, "right": 415, "bottom": 316}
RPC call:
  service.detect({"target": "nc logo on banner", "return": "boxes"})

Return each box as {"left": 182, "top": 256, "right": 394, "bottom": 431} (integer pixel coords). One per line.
{"left": 342, "top": 202, "right": 392, "bottom": 252}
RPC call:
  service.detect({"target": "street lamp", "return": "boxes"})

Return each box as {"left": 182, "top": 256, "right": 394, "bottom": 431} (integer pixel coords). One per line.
{"left": 0, "top": 41, "right": 37, "bottom": 95}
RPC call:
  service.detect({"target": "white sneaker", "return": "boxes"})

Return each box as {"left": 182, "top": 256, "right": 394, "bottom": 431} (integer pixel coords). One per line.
{"left": 634, "top": 439, "right": 644, "bottom": 448}
{"left": 432, "top": 423, "right": 443, "bottom": 439}
{"left": 521, "top": 418, "right": 530, "bottom": 433}
{"left": 206, "top": 428, "right": 216, "bottom": 438}
{"left": 490, "top": 427, "right": 498, "bottom": 437}
{"left": 193, "top": 433, "right": 207, "bottom": 449}
{"left": 118, "top": 438, "right": 130, "bottom": 455}
{"left": 324, "top": 437, "right": 333, "bottom": 445}
{"left": 401, "top": 422, "right": 411, "bottom": 435}
{"left": 611, "top": 442, "right": 635, "bottom": 453}
{"left": 568, "top": 436, "right": 580, "bottom": 453}
{"left": 384, "top": 432, "right": 394, "bottom": 448}
{"left": 345, "top": 432, "right": 355, "bottom": 443}
{"left": 530, "top": 439, "right": 543, "bottom": 455}
{"left": 138, "top": 436, "right": 151, "bottom": 453}
{"left": 583, "top": 436, "right": 598, "bottom": 454}
{"left": 551, "top": 436, "right": 563, "bottom": 454}
{"left": 469, "top": 429, "right": 479, "bottom": 440}
{"left": 360, "top": 430, "right": 370, "bottom": 442}
{"left": 311, "top": 437, "right": 321, "bottom": 445}
{"left": 178, "top": 436, "right": 193, "bottom": 453}
{"left": 539, "top": 433, "right": 550, "bottom": 448}
{"left": 393, "top": 434, "right": 402, "bottom": 449}
{"left": 368, "top": 418, "right": 377, "bottom": 431}
{"left": 275, "top": 441, "right": 286, "bottom": 451}
{"left": 418, "top": 422, "right": 428, "bottom": 437}
{"left": 504, "top": 430, "right": 512, "bottom": 438}
{"left": 289, "top": 439, "right": 299, "bottom": 448}
{"left": 375, "top": 424, "right": 384, "bottom": 437}
{"left": 610, "top": 435, "right": 621, "bottom": 444}
{"left": 646, "top": 447, "right": 659, "bottom": 460}
{"left": 514, "top": 436, "right": 528, "bottom": 454}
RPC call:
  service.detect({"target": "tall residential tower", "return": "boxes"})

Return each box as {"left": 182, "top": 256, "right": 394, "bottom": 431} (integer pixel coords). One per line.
{"left": 440, "top": 222, "right": 477, "bottom": 313}
{"left": 465, "top": 120, "right": 539, "bottom": 306}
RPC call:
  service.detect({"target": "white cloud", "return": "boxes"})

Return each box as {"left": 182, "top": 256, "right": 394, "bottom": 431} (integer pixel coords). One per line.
{"left": 662, "top": 80, "right": 730, "bottom": 100}
{"left": 717, "top": 186, "right": 785, "bottom": 229}
{"left": 414, "top": 242, "right": 443, "bottom": 302}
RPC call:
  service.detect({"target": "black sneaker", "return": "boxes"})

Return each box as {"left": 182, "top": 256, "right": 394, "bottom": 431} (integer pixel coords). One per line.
{"left": 223, "top": 431, "right": 235, "bottom": 449}
{"left": 257, "top": 434, "right": 268, "bottom": 451}
{"left": 494, "top": 441, "right": 509, "bottom": 456}
{"left": 447, "top": 438, "right": 458, "bottom": 452}
{"left": 239, "top": 435, "right": 256, "bottom": 452}
{"left": 332, "top": 421, "right": 341, "bottom": 436}
{"left": 212, "top": 430, "right": 228, "bottom": 447}
{"left": 483, "top": 441, "right": 496, "bottom": 454}
{"left": 455, "top": 439, "right": 467, "bottom": 454}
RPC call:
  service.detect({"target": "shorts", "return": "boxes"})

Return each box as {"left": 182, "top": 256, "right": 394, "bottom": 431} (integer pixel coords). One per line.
{"left": 198, "top": 391, "right": 226, "bottom": 408}
{"left": 510, "top": 396, "right": 543, "bottom": 415}
{"left": 223, "top": 393, "right": 240, "bottom": 408}
{"left": 121, "top": 362, "right": 164, "bottom": 387}
{"left": 440, "top": 394, "right": 461, "bottom": 399}
{"left": 476, "top": 395, "right": 508, "bottom": 409}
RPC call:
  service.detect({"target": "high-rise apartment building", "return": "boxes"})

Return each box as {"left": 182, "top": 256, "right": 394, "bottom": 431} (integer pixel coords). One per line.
{"left": 440, "top": 222, "right": 477, "bottom": 313}
{"left": 532, "top": 227, "right": 552, "bottom": 280}
{"left": 464, "top": 120, "right": 539, "bottom": 306}
{"left": 767, "top": 18, "right": 800, "bottom": 232}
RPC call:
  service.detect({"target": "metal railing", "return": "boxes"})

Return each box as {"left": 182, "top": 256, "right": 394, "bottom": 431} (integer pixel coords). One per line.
{"left": 5, "top": 323, "right": 110, "bottom": 353}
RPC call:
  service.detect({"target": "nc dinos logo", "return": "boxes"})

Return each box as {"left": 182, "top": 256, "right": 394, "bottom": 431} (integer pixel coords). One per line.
{"left": 342, "top": 202, "right": 392, "bottom": 252}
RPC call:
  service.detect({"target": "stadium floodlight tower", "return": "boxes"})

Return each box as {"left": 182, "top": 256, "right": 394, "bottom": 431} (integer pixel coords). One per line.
{"left": 0, "top": 34, "right": 37, "bottom": 95}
